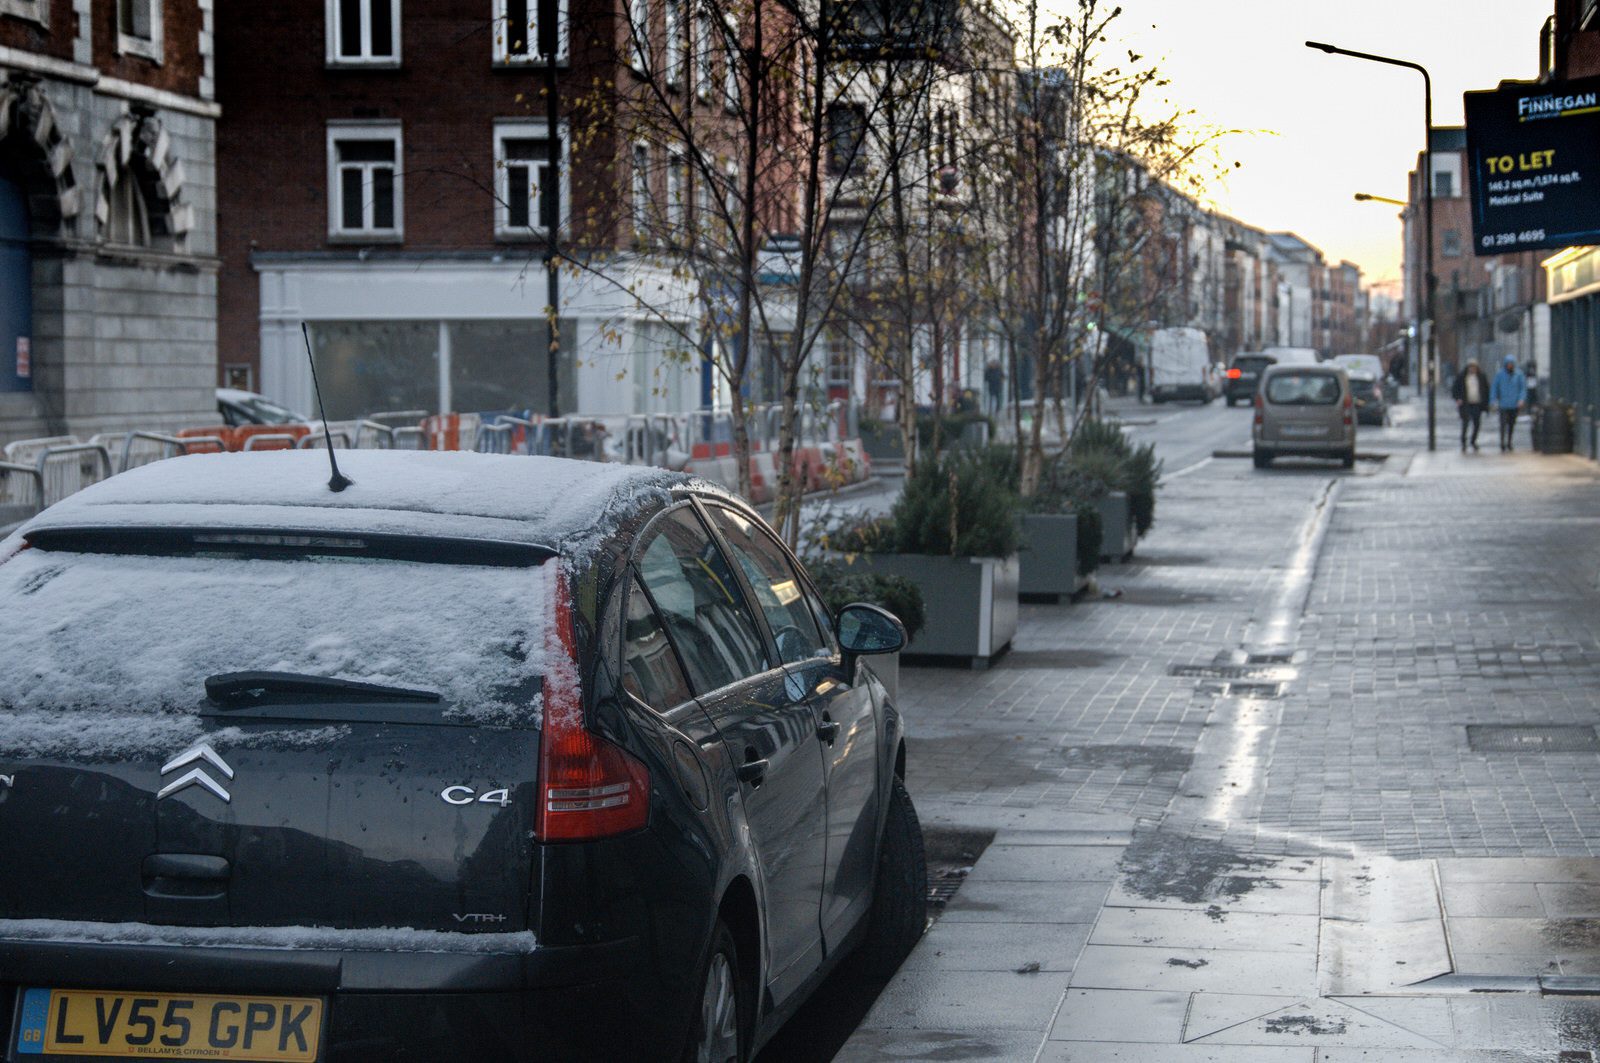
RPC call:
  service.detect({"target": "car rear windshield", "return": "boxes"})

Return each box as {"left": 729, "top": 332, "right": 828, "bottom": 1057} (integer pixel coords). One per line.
{"left": 1233, "top": 357, "right": 1273, "bottom": 373}
{"left": 1265, "top": 373, "right": 1341, "bottom": 406}
{"left": 1350, "top": 378, "right": 1378, "bottom": 397}
{"left": 0, "top": 536, "right": 548, "bottom": 726}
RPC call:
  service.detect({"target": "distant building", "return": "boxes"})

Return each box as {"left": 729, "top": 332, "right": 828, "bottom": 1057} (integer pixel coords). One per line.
{"left": 1, "top": 0, "right": 218, "bottom": 446}
{"left": 1404, "top": 127, "right": 1547, "bottom": 383}
{"left": 1266, "top": 232, "right": 1323, "bottom": 351}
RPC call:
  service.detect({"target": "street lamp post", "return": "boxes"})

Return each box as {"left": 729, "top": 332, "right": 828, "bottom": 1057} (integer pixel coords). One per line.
{"left": 1309, "top": 41, "right": 1436, "bottom": 451}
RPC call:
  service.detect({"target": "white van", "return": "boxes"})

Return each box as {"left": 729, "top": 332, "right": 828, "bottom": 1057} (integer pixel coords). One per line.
{"left": 1148, "top": 327, "right": 1218, "bottom": 403}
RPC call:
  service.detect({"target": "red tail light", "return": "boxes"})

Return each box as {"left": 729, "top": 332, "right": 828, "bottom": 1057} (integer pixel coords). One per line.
{"left": 1343, "top": 392, "right": 1353, "bottom": 427}
{"left": 1253, "top": 392, "right": 1264, "bottom": 426}
{"left": 536, "top": 572, "right": 650, "bottom": 843}
{"left": 1227, "top": 368, "right": 1242, "bottom": 379}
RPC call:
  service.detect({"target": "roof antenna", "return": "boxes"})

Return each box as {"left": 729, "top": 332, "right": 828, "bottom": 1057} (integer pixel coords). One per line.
{"left": 301, "top": 322, "right": 353, "bottom": 493}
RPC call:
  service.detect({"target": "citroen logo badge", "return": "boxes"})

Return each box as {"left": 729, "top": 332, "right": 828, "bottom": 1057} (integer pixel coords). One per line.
{"left": 158, "top": 744, "right": 234, "bottom": 803}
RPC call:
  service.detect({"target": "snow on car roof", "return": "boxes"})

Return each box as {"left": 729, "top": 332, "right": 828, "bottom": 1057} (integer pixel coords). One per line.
{"left": 15, "top": 450, "right": 694, "bottom": 561}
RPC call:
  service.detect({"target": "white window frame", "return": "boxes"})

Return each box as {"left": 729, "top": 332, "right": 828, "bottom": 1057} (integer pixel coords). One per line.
{"left": 325, "top": 0, "right": 402, "bottom": 68}
{"left": 326, "top": 122, "right": 404, "bottom": 242}
{"left": 493, "top": 119, "right": 570, "bottom": 241}
{"left": 0, "top": 0, "right": 48, "bottom": 28}
{"left": 492, "top": 0, "right": 569, "bottom": 64}
{"left": 664, "top": 0, "right": 684, "bottom": 88}
{"left": 116, "top": 0, "right": 163, "bottom": 63}
{"left": 627, "top": 0, "right": 649, "bottom": 73}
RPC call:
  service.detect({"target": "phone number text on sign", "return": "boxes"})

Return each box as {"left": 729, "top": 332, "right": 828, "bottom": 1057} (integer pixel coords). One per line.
{"left": 1482, "top": 230, "right": 1547, "bottom": 249}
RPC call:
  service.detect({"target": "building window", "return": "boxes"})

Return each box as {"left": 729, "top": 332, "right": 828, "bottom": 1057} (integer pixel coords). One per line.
{"left": 627, "top": 0, "right": 648, "bottom": 71}
{"left": 327, "top": 0, "right": 400, "bottom": 66}
{"left": 667, "top": 151, "right": 687, "bottom": 240}
{"left": 327, "top": 124, "right": 403, "bottom": 240}
{"left": 495, "top": 120, "right": 567, "bottom": 239}
{"left": 722, "top": 21, "right": 739, "bottom": 110}
{"left": 827, "top": 103, "right": 866, "bottom": 176}
{"left": 695, "top": 12, "right": 714, "bottom": 100}
{"left": 0, "top": 0, "right": 49, "bottom": 28}
{"left": 664, "top": 0, "right": 685, "bottom": 87}
{"left": 1442, "top": 229, "right": 1462, "bottom": 258}
{"left": 632, "top": 143, "right": 652, "bottom": 244}
{"left": 106, "top": 168, "right": 152, "bottom": 247}
{"left": 494, "top": 0, "right": 567, "bottom": 62}
{"left": 117, "top": 0, "right": 163, "bottom": 62}
{"left": 1433, "top": 171, "right": 1454, "bottom": 198}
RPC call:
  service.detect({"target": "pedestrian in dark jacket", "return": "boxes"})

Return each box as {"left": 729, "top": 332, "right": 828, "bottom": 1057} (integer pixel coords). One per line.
{"left": 1451, "top": 360, "right": 1489, "bottom": 451}
{"left": 1490, "top": 355, "right": 1528, "bottom": 451}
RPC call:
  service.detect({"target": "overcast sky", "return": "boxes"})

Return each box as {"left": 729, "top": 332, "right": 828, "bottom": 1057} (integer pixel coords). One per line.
{"left": 1111, "top": 0, "right": 1552, "bottom": 289}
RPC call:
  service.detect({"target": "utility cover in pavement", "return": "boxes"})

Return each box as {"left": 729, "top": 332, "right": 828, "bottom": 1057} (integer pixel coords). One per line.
{"left": 1467, "top": 725, "right": 1600, "bottom": 753}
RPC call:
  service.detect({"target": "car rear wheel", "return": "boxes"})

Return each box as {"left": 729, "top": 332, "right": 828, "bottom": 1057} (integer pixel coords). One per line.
{"left": 857, "top": 776, "right": 928, "bottom": 981}
{"left": 1341, "top": 449, "right": 1356, "bottom": 469}
{"left": 684, "top": 921, "right": 747, "bottom": 1063}
{"left": 1253, "top": 450, "right": 1272, "bottom": 469}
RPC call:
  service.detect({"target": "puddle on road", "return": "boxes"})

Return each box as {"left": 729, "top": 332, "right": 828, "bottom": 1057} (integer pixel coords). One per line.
{"left": 1118, "top": 831, "right": 1287, "bottom": 906}
{"left": 1060, "top": 744, "right": 1193, "bottom": 773}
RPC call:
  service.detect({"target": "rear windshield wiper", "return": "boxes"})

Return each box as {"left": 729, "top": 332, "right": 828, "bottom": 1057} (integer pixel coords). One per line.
{"left": 205, "top": 671, "right": 442, "bottom": 706}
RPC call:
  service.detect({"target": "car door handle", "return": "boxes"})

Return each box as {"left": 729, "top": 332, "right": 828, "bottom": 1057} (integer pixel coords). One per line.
{"left": 737, "top": 758, "right": 769, "bottom": 786}
{"left": 817, "top": 717, "right": 840, "bottom": 746}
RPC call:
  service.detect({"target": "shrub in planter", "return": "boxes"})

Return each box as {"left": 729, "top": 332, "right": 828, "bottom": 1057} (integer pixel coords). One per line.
{"left": 888, "top": 448, "right": 1020, "bottom": 558}
{"left": 808, "top": 563, "right": 925, "bottom": 641}
{"left": 1063, "top": 420, "right": 1162, "bottom": 538}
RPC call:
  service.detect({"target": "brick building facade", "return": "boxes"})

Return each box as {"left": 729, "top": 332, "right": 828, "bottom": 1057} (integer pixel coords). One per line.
{"left": 0, "top": 0, "right": 217, "bottom": 446}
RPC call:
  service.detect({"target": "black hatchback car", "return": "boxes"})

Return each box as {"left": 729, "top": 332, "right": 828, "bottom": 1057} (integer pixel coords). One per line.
{"left": 1223, "top": 354, "right": 1276, "bottom": 406}
{"left": 0, "top": 451, "right": 926, "bottom": 1062}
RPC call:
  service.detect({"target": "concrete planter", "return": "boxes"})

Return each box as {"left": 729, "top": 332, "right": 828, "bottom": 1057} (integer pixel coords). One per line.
{"left": 1019, "top": 513, "right": 1087, "bottom": 602}
{"left": 855, "top": 552, "right": 1019, "bottom": 668}
{"left": 859, "top": 425, "right": 907, "bottom": 463}
{"left": 1097, "top": 491, "right": 1135, "bottom": 563}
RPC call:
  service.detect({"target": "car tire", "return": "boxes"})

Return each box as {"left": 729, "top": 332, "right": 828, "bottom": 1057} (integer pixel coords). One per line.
{"left": 857, "top": 777, "right": 928, "bottom": 982}
{"left": 1226, "top": 396, "right": 1236, "bottom": 407}
{"left": 1253, "top": 450, "right": 1272, "bottom": 469}
{"left": 682, "top": 920, "right": 748, "bottom": 1063}
{"left": 1341, "top": 449, "right": 1356, "bottom": 469}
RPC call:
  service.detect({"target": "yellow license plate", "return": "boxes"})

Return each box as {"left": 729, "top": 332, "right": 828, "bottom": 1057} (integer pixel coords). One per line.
{"left": 14, "top": 988, "right": 323, "bottom": 1061}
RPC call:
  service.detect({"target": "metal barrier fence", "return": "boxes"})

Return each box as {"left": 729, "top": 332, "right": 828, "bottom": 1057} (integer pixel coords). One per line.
{"left": 0, "top": 400, "right": 869, "bottom": 522}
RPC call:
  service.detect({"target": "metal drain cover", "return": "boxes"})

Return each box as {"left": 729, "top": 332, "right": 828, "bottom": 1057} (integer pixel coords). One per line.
{"left": 1169, "top": 663, "right": 1289, "bottom": 680}
{"left": 1196, "top": 679, "right": 1286, "bottom": 699}
{"left": 1467, "top": 725, "right": 1600, "bottom": 753}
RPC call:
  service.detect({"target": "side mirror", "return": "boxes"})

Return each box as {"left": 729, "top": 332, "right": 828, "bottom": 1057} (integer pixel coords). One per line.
{"left": 836, "top": 603, "right": 905, "bottom": 656}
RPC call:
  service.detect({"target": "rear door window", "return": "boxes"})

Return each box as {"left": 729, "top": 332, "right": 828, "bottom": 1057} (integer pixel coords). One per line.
{"left": 635, "top": 506, "right": 771, "bottom": 694}
{"left": 1266, "top": 373, "right": 1341, "bottom": 405}
{"left": 1233, "top": 357, "right": 1272, "bottom": 374}
{"left": 703, "top": 505, "right": 829, "bottom": 665}
{"left": 621, "top": 573, "right": 694, "bottom": 712}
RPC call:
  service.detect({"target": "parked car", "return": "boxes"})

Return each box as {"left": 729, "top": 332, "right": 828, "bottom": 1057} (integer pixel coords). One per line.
{"left": 1345, "top": 369, "right": 1388, "bottom": 426}
{"left": 0, "top": 451, "right": 926, "bottom": 1062}
{"left": 1148, "top": 327, "right": 1219, "bottom": 403}
{"left": 1252, "top": 364, "right": 1356, "bottom": 469}
{"left": 1260, "top": 346, "right": 1321, "bottom": 367}
{"left": 1224, "top": 353, "right": 1277, "bottom": 406}
{"left": 217, "top": 387, "right": 310, "bottom": 426}
{"left": 1330, "top": 354, "right": 1385, "bottom": 379}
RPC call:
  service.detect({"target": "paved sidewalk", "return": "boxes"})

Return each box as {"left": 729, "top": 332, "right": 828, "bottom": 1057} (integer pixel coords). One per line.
{"left": 839, "top": 402, "right": 1600, "bottom": 1059}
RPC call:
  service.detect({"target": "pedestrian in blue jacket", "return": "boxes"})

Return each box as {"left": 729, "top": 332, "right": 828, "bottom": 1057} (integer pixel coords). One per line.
{"left": 1490, "top": 355, "right": 1528, "bottom": 451}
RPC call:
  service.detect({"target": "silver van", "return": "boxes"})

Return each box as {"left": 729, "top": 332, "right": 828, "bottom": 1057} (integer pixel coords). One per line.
{"left": 1252, "top": 364, "right": 1355, "bottom": 468}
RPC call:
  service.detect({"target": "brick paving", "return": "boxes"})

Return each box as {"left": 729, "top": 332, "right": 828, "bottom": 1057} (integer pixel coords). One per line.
{"left": 842, "top": 399, "right": 1600, "bottom": 1060}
